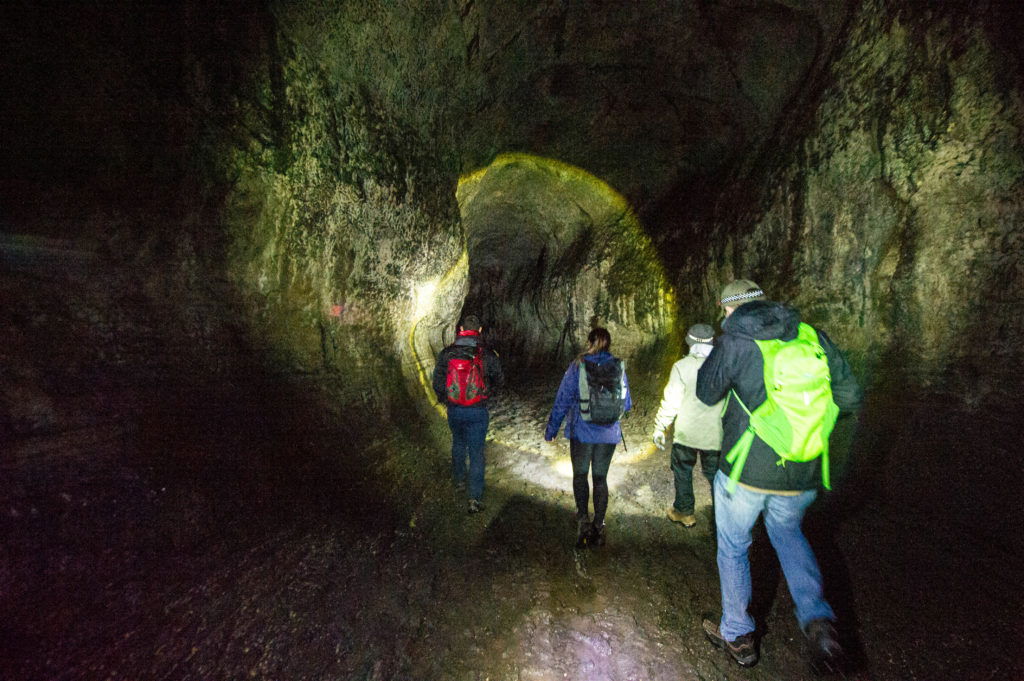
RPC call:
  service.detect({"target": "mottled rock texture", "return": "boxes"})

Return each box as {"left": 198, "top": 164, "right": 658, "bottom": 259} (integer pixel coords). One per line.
{"left": 658, "top": 1, "right": 1024, "bottom": 557}
{"left": 670, "top": 0, "right": 1024, "bottom": 411}
{"left": 0, "top": 0, "right": 863, "bottom": 418}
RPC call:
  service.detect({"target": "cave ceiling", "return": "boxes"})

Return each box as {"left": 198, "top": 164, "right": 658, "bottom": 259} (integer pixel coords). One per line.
{"left": 455, "top": 0, "right": 852, "bottom": 217}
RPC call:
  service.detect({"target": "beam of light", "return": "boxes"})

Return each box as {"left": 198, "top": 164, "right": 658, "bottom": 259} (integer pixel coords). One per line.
{"left": 412, "top": 280, "right": 437, "bottom": 322}
{"left": 407, "top": 250, "right": 469, "bottom": 418}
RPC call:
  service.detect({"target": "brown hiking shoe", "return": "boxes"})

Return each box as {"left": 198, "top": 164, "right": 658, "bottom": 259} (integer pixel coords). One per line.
{"left": 667, "top": 507, "right": 697, "bottom": 527}
{"left": 702, "top": 616, "right": 758, "bottom": 667}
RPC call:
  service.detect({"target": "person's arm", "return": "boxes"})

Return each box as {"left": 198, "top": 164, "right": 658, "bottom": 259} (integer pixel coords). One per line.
{"left": 544, "top": 363, "right": 577, "bottom": 441}
{"left": 652, "top": 362, "right": 684, "bottom": 433}
{"left": 696, "top": 340, "right": 733, "bottom": 406}
{"left": 817, "top": 329, "right": 863, "bottom": 414}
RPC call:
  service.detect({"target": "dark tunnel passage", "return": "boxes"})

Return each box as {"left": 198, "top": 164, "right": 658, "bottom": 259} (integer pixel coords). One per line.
{"left": 3, "top": 1, "right": 1024, "bottom": 680}
{"left": 455, "top": 153, "right": 675, "bottom": 386}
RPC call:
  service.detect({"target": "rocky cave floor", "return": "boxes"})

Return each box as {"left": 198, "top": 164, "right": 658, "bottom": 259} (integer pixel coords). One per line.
{"left": 4, "top": 389, "right": 1020, "bottom": 680}
{"left": 2, "top": 257, "right": 1021, "bottom": 681}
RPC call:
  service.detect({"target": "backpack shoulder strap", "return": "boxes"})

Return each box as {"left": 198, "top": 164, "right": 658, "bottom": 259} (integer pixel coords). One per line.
{"left": 797, "top": 322, "right": 819, "bottom": 345}
{"left": 577, "top": 359, "right": 592, "bottom": 417}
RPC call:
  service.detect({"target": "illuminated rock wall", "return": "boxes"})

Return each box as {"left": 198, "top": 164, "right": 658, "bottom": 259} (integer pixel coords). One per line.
{"left": 673, "top": 0, "right": 1024, "bottom": 410}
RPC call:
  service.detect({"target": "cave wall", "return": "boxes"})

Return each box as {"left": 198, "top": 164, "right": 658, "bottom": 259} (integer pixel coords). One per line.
{"left": 7, "top": 0, "right": 1021, "bottom": 490}
{"left": 0, "top": 1, "right": 472, "bottom": 491}
{"left": 674, "top": 0, "right": 1024, "bottom": 411}
{"left": 216, "top": 0, "right": 842, "bottom": 399}
{"left": 659, "top": 0, "right": 1024, "bottom": 531}
{"left": 196, "top": 5, "right": 474, "bottom": 420}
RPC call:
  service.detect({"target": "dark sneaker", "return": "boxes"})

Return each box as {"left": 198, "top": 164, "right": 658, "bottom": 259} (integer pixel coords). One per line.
{"left": 467, "top": 499, "right": 484, "bottom": 514}
{"left": 454, "top": 479, "right": 467, "bottom": 493}
{"left": 588, "top": 522, "right": 606, "bottom": 547}
{"left": 702, "top": 616, "right": 758, "bottom": 667}
{"left": 575, "top": 516, "right": 592, "bottom": 549}
{"left": 804, "top": 618, "right": 843, "bottom": 673}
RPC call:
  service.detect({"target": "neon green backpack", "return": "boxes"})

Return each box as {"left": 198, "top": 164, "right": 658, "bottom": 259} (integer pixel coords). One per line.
{"left": 724, "top": 323, "right": 840, "bottom": 493}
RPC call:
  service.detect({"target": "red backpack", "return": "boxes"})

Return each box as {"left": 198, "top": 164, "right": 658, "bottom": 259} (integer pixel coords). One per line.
{"left": 445, "top": 345, "right": 488, "bottom": 406}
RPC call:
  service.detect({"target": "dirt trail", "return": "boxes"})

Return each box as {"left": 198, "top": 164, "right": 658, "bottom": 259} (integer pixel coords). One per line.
{"left": 3, "top": 259, "right": 1020, "bottom": 680}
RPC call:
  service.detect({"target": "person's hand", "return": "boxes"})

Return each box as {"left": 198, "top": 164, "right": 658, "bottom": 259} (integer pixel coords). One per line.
{"left": 652, "top": 431, "right": 666, "bottom": 449}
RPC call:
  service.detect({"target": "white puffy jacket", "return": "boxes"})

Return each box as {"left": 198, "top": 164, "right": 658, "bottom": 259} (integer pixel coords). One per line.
{"left": 653, "top": 346, "right": 724, "bottom": 450}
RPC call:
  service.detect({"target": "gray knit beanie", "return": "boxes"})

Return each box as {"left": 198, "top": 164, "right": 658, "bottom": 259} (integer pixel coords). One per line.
{"left": 685, "top": 323, "right": 715, "bottom": 347}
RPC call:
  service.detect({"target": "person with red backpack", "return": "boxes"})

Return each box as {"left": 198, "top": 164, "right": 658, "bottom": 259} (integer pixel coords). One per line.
{"left": 432, "top": 314, "right": 503, "bottom": 514}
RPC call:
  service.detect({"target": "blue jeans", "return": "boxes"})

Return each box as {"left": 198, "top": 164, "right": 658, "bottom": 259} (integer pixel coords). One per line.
{"left": 448, "top": 406, "right": 489, "bottom": 501}
{"left": 714, "top": 470, "right": 834, "bottom": 641}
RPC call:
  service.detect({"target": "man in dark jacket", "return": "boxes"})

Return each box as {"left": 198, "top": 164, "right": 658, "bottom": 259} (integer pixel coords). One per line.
{"left": 696, "top": 280, "right": 862, "bottom": 670}
{"left": 432, "top": 314, "right": 504, "bottom": 514}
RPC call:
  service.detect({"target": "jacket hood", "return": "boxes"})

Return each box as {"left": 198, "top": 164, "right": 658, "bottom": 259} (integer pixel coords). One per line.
{"left": 583, "top": 350, "right": 616, "bottom": 363}
{"left": 454, "top": 331, "right": 481, "bottom": 347}
{"left": 723, "top": 300, "right": 801, "bottom": 341}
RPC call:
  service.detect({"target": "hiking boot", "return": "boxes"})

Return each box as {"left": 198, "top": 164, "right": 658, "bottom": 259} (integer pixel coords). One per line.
{"left": 804, "top": 618, "right": 843, "bottom": 673}
{"left": 702, "top": 616, "right": 758, "bottom": 667}
{"left": 467, "top": 499, "right": 484, "bottom": 514}
{"left": 588, "top": 522, "right": 606, "bottom": 547}
{"left": 667, "top": 507, "right": 697, "bottom": 527}
{"left": 575, "top": 516, "right": 592, "bottom": 549}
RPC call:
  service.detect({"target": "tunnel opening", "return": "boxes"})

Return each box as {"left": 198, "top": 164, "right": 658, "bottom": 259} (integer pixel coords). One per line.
{"left": 455, "top": 153, "right": 679, "bottom": 398}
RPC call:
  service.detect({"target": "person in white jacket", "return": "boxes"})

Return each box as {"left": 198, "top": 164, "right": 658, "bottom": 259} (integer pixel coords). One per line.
{"left": 652, "top": 323, "right": 724, "bottom": 527}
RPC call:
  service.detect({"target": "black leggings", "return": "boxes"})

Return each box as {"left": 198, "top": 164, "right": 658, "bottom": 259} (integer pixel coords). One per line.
{"left": 569, "top": 439, "right": 616, "bottom": 526}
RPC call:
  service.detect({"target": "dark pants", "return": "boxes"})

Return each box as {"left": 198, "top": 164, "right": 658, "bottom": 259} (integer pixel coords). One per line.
{"left": 570, "top": 439, "right": 616, "bottom": 526}
{"left": 671, "top": 443, "right": 720, "bottom": 514}
{"left": 448, "top": 405, "right": 489, "bottom": 501}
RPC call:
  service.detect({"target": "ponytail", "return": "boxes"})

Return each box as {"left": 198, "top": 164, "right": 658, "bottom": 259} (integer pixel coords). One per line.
{"left": 577, "top": 327, "right": 611, "bottom": 361}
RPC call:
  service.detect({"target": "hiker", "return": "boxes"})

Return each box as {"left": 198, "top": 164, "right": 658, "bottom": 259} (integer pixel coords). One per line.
{"left": 544, "top": 327, "right": 632, "bottom": 548}
{"left": 651, "top": 323, "right": 723, "bottom": 528}
{"left": 432, "top": 314, "right": 504, "bottom": 514}
{"left": 696, "top": 279, "right": 862, "bottom": 671}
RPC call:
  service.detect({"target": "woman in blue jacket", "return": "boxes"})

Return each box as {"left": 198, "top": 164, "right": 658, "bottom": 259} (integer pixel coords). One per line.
{"left": 544, "top": 327, "right": 632, "bottom": 548}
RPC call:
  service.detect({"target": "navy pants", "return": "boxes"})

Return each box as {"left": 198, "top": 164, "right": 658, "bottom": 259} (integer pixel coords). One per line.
{"left": 671, "top": 443, "right": 720, "bottom": 514}
{"left": 448, "top": 405, "right": 489, "bottom": 501}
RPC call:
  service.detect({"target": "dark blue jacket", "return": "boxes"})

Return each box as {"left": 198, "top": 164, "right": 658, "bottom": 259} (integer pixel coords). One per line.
{"left": 696, "top": 301, "right": 862, "bottom": 491}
